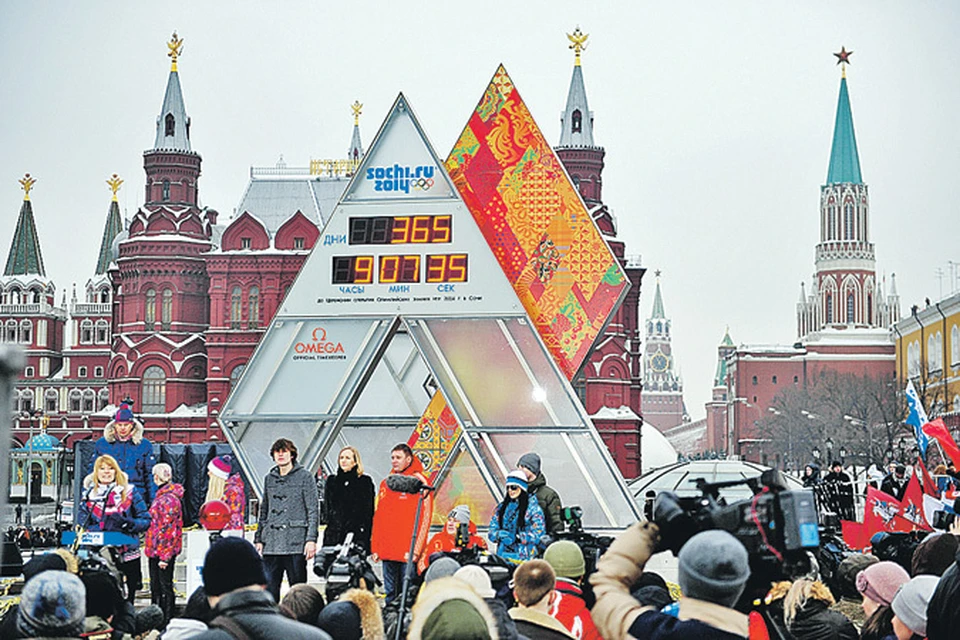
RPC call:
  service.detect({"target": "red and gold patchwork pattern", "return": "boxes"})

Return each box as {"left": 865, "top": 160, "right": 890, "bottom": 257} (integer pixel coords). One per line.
{"left": 445, "top": 65, "right": 628, "bottom": 379}
{"left": 409, "top": 390, "right": 462, "bottom": 483}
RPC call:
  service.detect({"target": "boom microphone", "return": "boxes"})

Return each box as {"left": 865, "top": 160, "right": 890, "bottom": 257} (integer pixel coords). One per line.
{"left": 385, "top": 474, "right": 435, "bottom": 494}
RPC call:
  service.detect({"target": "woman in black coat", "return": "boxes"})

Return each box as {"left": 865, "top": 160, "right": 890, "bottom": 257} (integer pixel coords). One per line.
{"left": 321, "top": 446, "right": 375, "bottom": 551}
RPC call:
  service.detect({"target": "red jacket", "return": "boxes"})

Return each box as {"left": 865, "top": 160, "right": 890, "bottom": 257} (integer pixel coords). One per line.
{"left": 370, "top": 457, "right": 433, "bottom": 562}
{"left": 548, "top": 578, "right": 601, "bottom": 640}
{"left": 144, "top": 482, "right": 184, "bottom": 562}
{"left": 418, "top": 521, "right": 487, "bottom": 573}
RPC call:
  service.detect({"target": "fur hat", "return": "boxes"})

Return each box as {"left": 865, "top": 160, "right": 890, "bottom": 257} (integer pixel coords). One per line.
{"left": 408, "top": 577, "right": 498, "bottom": 640}
{"left": 505, "top": 470, "right": 528, "bottom": 491}
{"left": 17, "top": 571, "right": 86, "bottom": 638}
{"left": 678, "top": 530, "right": 750, "bottom": 608}
{"left": 208, "top": 455, "right": 233, "bottom": 480}
{"left": 518, "top": 452, "right": 541, "bottom": 477}
{"left": 202, "top": 537, "right": 267, "bottom": 596}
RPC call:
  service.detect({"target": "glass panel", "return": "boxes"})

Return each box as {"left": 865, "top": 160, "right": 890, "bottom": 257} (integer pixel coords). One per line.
{"left": 351, "top": 332, "right": 432, "bottom": 418}
{"left": 223, "top": 317, "right": 394, "bottom": 418}
{"left": 503, "top": 318, "right": 581, "bottom": 426}
{"left": 409, "top": 318, "right": 583, "bottom": 427}
{"left": 433, "top": 448, "right": 500, "bottom": 527}
{"left": 566, "top": 431, "right": 641, "bottom": 527}
{"left": 223, "top": 419, "right": 332, "bottom": 496}
{"left": 324, "top": 424, "right": 417, "bottom": 485}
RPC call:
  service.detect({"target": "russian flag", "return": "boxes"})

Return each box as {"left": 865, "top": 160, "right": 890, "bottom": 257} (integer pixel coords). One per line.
{"left": 905, "top": 381, "right": 931, "bottom": 457}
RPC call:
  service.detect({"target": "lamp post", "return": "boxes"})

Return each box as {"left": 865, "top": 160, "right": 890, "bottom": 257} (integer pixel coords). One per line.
{"left": 897, "top": 437, "right": 907, "bottom": 463}
{"left": 812, "top": 447, "right": 821, "bottom": 462}
{"left": 825, "top": 437, "right": 834, "bottom": 462}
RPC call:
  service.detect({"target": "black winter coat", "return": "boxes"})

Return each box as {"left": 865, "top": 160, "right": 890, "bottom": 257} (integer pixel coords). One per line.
{"left": 786, "top": 600, "right": 858, "bottom": 640}
{"left": 192, "top": 589, "right": 331, "bottom": 640}
{"left": 321, "top": 467, "right": 375, "bottom": 551}
{"left": 927, "top": 544, "right": 960, "bottom": 640}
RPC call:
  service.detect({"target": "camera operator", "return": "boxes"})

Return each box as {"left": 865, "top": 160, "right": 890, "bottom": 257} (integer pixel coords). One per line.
{"left": 544, "top": 540, "right": 600, "bottom": 639}
{"left": 419, "top": 504, "right": 487, "bottom": 573}
{"left": 591, "top": 522, "right": 751, "bottom": 639}
{"left": 80, "top": 454, "right": 151, "bottom": 604}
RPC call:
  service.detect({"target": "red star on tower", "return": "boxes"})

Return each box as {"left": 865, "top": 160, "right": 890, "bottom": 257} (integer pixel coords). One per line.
{"left": 834, "top": 46, "right": 853, "bottom": 66}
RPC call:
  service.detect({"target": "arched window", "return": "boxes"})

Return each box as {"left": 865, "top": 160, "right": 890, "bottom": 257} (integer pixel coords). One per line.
{"left": 954, "top": 395, "right": 960, "bottom": 412}
{"left": 928, "top": 335, "right": 939, "bottom": 372}
{"left": 9, "top": 288, "right": 20, "bottom": 305}
{"left": 230, "top": 286, "right": 242, "bottom": 329}
{"left": 82, "top": 390, "right": 95, "bottom": 413}
{"left": 161, "top": 289, "right": 173, "bottom": 329}
{"left": 165, "top": 113, "right": 175, "bottom": 136}
{"left": 145, "top": 289, "right": 156, "bottom": 326}
{"left": 99, "top": 288, "right": 110, "bottom": 303}
{"left": 19, "top": 389, "right": 33, "bottom": 413}
{"left": 846, "top": 293, "right": 855, "bottom": 324}
{"left": 98, "top": 388, "right": 110, "bottom": 410}
{"left": 571, "top": 109, "right": 582, "bottom": 134}
{"left": 19, "top": 320, "right": 32, "bottom": 345}
{"left": 248, "top": 286, "right": 260, "bottom": 329}
{"left": 844, "top": 203, "right": 854, "bottom": 240}
{"left": 141, "top": 366, "right": 166, "bottom": 413}
{"left": 230, "top": 364, "right": 246, "bottom": 392}
{"left": 69, "top": 390, "right": 82, "bottom": 413}
{"left": 5, "top": 319, "right": 18, "bottom": 343}
{"left": 44, "top": 388, "right": 58, "bottom": 413}
{"left": 95, "top": 319, "right": 109, "bottom": 344}
{"left": 952, "top": 325, "right": 960, "bottom": 366}
{"left": 827, "top": 207, "right": 836, "bottom": 240}
{"left": 825, "top": 293, "right": 833, "bottom": 324}
{"left": 867, "top": 295, "right": 873, "bottom": 325}
{"left": 162, "top": 180, "right": 170, "bottom": 202}
{"left": 80, "top": 319, "right": 93, "bottom": 344}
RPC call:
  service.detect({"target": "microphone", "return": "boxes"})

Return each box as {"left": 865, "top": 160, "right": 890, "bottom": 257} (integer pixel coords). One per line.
{"left": 385, "top": 474, "right": 435, "bottom": 494}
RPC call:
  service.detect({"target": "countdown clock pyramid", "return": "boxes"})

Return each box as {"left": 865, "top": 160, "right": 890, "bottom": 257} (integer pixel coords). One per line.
{"left": 220, "top": 91, "right": 640, "bottom": 529}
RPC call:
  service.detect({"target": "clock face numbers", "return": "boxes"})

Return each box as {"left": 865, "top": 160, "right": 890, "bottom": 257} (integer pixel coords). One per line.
{"left": 348, "top": 215, "right": 452, "bottom": 245}
{"left": 332, "top": 254, "right": 469, "bottom": 284}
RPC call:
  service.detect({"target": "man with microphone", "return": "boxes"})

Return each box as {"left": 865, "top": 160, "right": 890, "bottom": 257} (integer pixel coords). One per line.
{"left": 370, "top": 443, "right": 434, "bottom": 604}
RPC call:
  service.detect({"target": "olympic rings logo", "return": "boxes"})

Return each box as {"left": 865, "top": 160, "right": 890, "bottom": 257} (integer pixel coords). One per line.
{"left": 412, "top": 178, "right": 434, "bottom": 191}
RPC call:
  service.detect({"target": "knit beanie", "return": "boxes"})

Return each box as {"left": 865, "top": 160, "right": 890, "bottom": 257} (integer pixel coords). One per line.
{"left": 202, "top": 536, "right": 267, "bottom": 596}
{"left": 21, "top": 553, "right": 68, "bottom": 582}
{"left": 424, "top": 557, "right": 461, "bottom": 583}
{"left": 856, "top": 561, "right": 910, "bottom": 607}
{"left": 837, "top": 553, "right": 879, "bottom": 599}
{"left": 677, "top": 530, "right": 750, "bottom": 608}
{"left": 316, "top": 601, "right": 362, "bottom": 640}
{"left": 911, "top": 531, "right": 959, "bottom": 577}
{"left": 518, "top": 453, "right": 541, "bottom": 477}
{"left": 422, "top": 599, "right": 491, "bottom": 640}
{"left": 891, "top": 574, "right": 939, "bottom": 636}
{"left": 115, "top": 403, "right": 134, "bottom": 422}
{"left": 455, "top": 565, "right": 496, "bottom": 598}
{"left": 208, "top": 455, "right": 233, "bottom": 480}
{"left": 17, "top": 571, "right": 86, "bottom": 638}
{"left": 505, "top": 470, "right": 528, "bottom": 491}
{"left": 544, "top": 540, "right": 586, "bottom": 578}
{"left": 450, "top": 504, "right": 471, "bottom": 524}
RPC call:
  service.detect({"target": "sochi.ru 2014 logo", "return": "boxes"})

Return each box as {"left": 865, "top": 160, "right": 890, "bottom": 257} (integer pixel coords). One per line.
{"left": 366, "top": 164, "right": 435, "bottom": 193}
{"left": 293, "top": 327, "right": 346, "bottom": 360}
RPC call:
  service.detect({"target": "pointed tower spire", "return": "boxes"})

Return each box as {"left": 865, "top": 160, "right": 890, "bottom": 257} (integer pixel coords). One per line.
{"left": 154, "top": 32, "right": 192, "bottom": 152}
{"left": 96, "top": 175, "right": 125, "bottom": 274}
{"left": 5, "top": 174, "right": 46, "bottom": 276}
{"left": 826, "top": 48, "right": 862, "bottom": 184}
{"left": 651, "top": 270, "right": 666, "bottom": 319}
{"left": 559, "top": 27, "right": 595, "bottom": 148}
{"left": 348, "top": 100, "right": 364, "bottom": 163}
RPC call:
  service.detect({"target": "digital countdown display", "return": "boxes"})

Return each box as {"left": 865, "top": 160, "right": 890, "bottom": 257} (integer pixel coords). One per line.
{"left": 333, "top": 214, "right": 468, "bottom": 285}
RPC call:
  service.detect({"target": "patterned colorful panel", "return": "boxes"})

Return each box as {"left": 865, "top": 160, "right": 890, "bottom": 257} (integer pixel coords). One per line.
{"left": 431, "top": 448, "right": 500, "bottom": 527}
{"left": 408, "top": 390, "right": 462, "bottom": 482}
{"left": 445, "top": 65, "right": 628, "bottom": 379}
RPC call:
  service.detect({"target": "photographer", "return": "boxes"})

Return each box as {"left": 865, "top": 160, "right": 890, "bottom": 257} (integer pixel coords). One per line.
{"left": 419, "top": 504, "right": 487, "bottom": 573}
{"left": 79, "top": 454, "right": 151, "bottom": 604}
{"left": 591, "top": 522, "right": 751, "bottom": 639}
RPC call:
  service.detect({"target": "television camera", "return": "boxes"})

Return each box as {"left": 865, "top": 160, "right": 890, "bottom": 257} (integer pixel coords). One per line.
{"left": 313, "top": 533, "right": 380, "bottom": 601}
{"left": 553, "top": 506, "right": 614, "bottom": 579}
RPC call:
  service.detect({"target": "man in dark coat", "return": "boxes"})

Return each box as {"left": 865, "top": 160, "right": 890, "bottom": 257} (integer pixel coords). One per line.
{"left": 518, "top": 452, "right": 563, "bottom": 537}
{"left": 926, "top": 519, "right": 960, "bottom": 640}
{"left": 881, "top": 464, "right": 909, "bottom": 501}
{"left": 822, "top": 461, "right": 855, "bottom": 520}
{"left": 193, "top": 537, "right": 330, "bottom": 640}
{"left": 91, "top": 403, "right": 156, "bottom": 501}
{"left": 254, "top": 438, "right": 319, "bottom": 603}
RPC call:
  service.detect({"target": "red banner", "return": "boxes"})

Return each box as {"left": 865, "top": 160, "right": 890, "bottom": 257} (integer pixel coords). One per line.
{"left": 897, "top": 473, "right": 932, "bottom": 531}
{"left": 864, "top": 486, "right": 913, "bottom": 536}
{"left": 915, "top": 456, "right": 939, "bottom": 497}
{"left": 922, "top": 418, "right": 960, "bottom": 467}
{"left": 841, "top": 519, "right": 869, "bottom": 550}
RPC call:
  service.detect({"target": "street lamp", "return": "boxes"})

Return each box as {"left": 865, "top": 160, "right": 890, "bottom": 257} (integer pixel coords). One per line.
{"left": 897, "top": 437, "right": 907, "bottom": 462}
{"left": 812, "top": 447, "right": 821, "bottom": 461}
{"left": 825, "top": 437, "right": 834, "bottom": 461}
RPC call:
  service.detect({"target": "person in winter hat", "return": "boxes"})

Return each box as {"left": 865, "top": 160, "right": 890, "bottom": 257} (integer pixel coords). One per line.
{"left": 489, "top": 470, "right": 546, "bottom": 562}
{"left": 92, "top": 402, "right": 157, "bottom": 501}
{"left": 592, "top": 522, "right": 752, "bottom": 639}
{"left": 321, "top": 446, "right": 375, "bottom": 552}
{"left": 370, "top": 443, "right": 434, "bottom": 604}
{"left": 253, "top": 438, "right": 319, "bottom": 604}
{"left": 408, "top": 576, "right": 499, "bottom": 640}
{"left": 518, "top": 453, "right": 563, "bottom": 537}
{"left": 856, "top": 560, "right": 910, "bottom": 640}
{"left": 423, "top": 557, "right": 461, "bottom": 584}
{"left": 419, "top": 504, "right": 487, "bottom": 573}
{"left": 192, "top": 536, "right": 330, "bottom": 640}
{"left": 160, "top": 586, "right": 212, "bottom": 640}
{"left": 16, "top": 571, "right": 85, "bottom": 639}
{"left": 205, "top": 455, "right": 246, "bottom": 531}
{"left": 456, "top": 564, "right": 522, "bottom": 640}
{"left": 781, "top": 578, "right": 858, "bottom": 640}
{"left": 146, "top": 462, "right": 185, "bottom": 624}
{"left": 927, "top": 519, "right": 960, "bottom": 640}
{"left": 315, "top": 588, "right": 384, "bottom": 640}
{"left": 890, "top": 575, "right": 938, "bottom": 639}
{"left": 910, "top": 530, "right": 959, "bottom": 576}
{"left": 543, "top": 541, "right": 600, "bottom": 639}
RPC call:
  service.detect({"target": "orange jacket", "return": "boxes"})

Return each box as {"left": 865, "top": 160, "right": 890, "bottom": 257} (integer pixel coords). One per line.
{"left": 370, "top": 457, "right": 433, "bottom": 562}
{"left": 418, "top": 522, "right": 487, "bottom": 573}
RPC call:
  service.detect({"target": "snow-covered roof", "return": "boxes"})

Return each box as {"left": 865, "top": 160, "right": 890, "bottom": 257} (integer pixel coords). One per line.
{"left": 234, "top": 173, "right": 349, "bottom": 233}
{"left": 641, "top": 424, "right": 679, "bottom": 473}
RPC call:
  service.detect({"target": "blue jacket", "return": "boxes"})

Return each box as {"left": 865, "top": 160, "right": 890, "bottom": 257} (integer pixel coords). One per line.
{"left": 489, "top": 495, "right": 546, "bottom": 561}
{"left": 78, "top": 482, "right": 151, "bottom": 558}
{"left": 91, "top": 419, "right": 156, "bottom": 501}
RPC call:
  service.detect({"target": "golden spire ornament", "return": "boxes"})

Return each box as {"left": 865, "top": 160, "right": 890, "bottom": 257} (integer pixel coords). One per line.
{"left": 19, "top": 173, "right": 36, "bottom": 201}
{"left": 107, "top": 174, "right": 124, "bottom": 201}
{"left": 167, "top": 31, "right": 184, "bottom": 71}
{"left": 567, "top": 27, "right": 589, "bottom": 66}
{"left": 351, "top": 100, "right": 363, "bottom": 126}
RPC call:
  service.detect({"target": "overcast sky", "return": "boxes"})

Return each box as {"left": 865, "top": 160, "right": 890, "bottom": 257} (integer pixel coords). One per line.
{"left": 2, "top": 2, "right": 958, "bottom": 419}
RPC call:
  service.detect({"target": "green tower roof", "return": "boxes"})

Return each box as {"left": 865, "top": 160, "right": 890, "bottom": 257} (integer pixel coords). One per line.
{"left": 651, "top": 277, "right": 666, "bottom": 319}
{"left": 5, "top": 198, "right": 46, "bottom": 277}
{"left": 96, "top": 199, "right": 123, "bottom": 274}
{"left": 826, "top": 77, "right": 863, "bottom": 184}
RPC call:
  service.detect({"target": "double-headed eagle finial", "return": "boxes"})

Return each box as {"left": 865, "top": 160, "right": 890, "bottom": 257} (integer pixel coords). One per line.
{"left": 168, "top": 31, "right": 184, "bottom": 72}
{"left": 351, "top": 100, "right": 363, "bottom": 126}
{"left": 567, "top": 27, "right": 588, "bottom": 66}
{"left": 107, "top": 174, "right": 124, "bottom": 201}
{"left": 19, "top": 173, "right": 36, "bottom": 201}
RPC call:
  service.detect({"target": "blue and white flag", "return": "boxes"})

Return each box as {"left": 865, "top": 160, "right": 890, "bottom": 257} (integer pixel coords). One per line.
{"left": 905, "top": 381, "right": 931, "bottom": 457}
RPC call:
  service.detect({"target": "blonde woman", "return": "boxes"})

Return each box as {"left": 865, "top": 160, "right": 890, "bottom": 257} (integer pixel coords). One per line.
{"left": 205, "top": 455, "right": 246, "bottom": 530}
{"left": 321, "top": 446, "right": 375, "bottom": 551}
{"left": 80, "top": 454, "right": 150, "bottom": 602}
